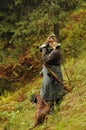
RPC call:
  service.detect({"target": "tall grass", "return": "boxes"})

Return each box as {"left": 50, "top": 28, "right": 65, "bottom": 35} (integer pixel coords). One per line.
{"left": 0, "top": 52, "right": 86, "bottom": 130}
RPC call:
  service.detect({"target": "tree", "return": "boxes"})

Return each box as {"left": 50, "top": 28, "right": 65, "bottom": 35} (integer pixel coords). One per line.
{"left": 0, "top": 0, "right": 85, "bottom": 49}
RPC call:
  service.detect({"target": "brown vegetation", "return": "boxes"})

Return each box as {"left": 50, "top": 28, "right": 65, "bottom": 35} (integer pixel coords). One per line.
{"left": 0, "top": 51, "right": 41, "bottom": 93}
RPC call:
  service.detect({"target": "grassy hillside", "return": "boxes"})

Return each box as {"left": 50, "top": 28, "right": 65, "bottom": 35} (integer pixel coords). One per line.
{"left": 0, "top": 8, "right": 86, "bottom": 130}
{"left": 0, "top": 51, "right": 86, "bottom": 130}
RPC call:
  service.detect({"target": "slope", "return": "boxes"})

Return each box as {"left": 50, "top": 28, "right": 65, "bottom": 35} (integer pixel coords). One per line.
{"left": 0, "top": 50, "right": 86, "bottom": 130}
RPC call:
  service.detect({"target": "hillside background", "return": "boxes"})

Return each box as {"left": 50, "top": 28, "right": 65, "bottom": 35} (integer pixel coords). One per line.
{"left": 0, "top": 0, "right": 86, "bottom": 130}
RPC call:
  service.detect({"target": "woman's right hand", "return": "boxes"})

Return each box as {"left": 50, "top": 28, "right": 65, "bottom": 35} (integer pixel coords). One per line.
{"left": 45, "top": 34, "right": 57, "bottom": 44}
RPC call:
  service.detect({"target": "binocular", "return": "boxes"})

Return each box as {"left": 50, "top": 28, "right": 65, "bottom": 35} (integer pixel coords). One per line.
{"left": 39, "top": 43, "right": 48, "bottom": 51}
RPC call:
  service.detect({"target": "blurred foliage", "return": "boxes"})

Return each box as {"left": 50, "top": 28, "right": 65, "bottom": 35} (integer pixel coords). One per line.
{"left": 0, "top": 0, "right": 85, "bottom": 48}
{"left": 61, "top": 9, "right": 86, "bottom": 58}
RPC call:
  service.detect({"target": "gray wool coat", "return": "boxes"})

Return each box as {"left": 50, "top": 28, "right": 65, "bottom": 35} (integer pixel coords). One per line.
{"left": 40, "top": 45, "right": 64, "bottom": 101}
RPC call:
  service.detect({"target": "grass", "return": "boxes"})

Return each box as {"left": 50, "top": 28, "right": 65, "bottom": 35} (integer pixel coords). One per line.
{"left": 0, "top": 53, "right": 86, "bottom": 130}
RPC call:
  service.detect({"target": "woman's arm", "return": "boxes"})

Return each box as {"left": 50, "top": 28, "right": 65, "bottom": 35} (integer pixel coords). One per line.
{"left": 42, "top": 48, "right": 61, "bottom": 65}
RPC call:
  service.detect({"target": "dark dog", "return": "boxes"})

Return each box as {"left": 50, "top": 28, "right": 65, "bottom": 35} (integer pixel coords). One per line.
{"left": 29, "top": 94, "right": 50, "bottom": 130}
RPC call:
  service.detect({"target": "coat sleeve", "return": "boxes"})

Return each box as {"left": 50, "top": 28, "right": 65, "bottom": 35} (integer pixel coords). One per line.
{"left": 42, "top": 48, "right": 61, "bottom": 65}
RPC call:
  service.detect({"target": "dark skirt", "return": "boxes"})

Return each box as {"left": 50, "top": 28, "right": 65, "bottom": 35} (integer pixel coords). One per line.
{"left": 40, "top": 65, "right": 64, "bottom": 101}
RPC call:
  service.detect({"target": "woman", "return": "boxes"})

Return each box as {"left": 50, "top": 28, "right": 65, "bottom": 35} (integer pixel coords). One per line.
{"left": 40, "top": 34, "right": 64, "bottom": 112}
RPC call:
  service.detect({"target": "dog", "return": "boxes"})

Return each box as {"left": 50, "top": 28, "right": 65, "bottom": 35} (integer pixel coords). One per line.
{"left": 29, "top": 94, "right": 50, "bottom": 130}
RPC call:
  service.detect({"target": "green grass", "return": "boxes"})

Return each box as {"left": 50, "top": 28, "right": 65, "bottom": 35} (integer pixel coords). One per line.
{"left": 0, "top": 53, "right": 86, "bottom": 130}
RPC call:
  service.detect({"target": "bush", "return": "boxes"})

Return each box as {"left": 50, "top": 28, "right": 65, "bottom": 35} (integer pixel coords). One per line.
{"left": 61, "top": 9, "right": 86, "bottom": 58}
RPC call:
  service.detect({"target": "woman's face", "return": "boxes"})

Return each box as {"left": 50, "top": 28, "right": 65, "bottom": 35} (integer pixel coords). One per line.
{"left": 49, "top": 42, "right": 57, "bottom": 49}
